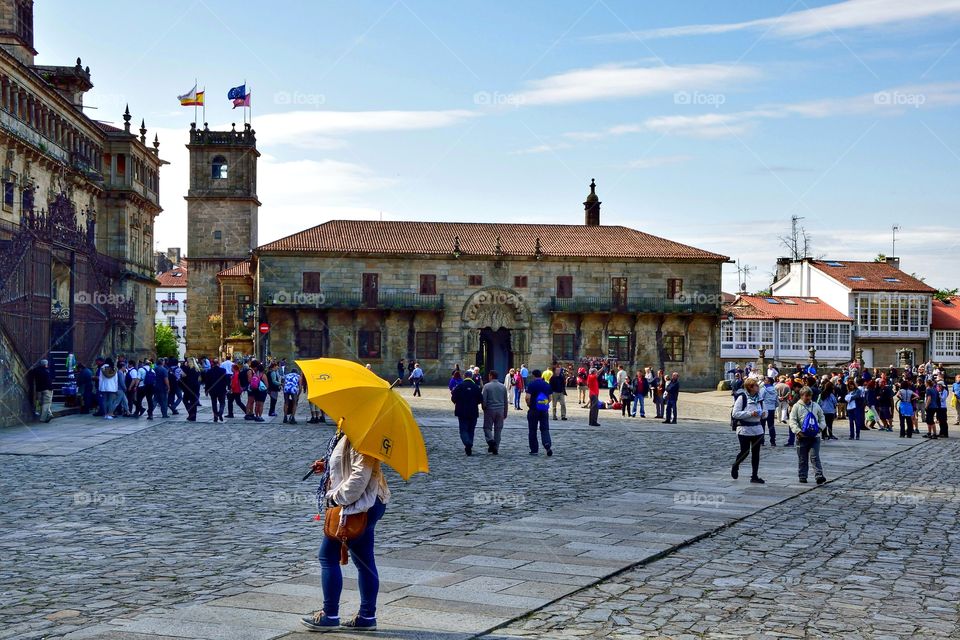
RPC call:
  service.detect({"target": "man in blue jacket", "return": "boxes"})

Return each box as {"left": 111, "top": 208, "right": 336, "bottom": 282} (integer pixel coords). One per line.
{"left": 663, "top": 372, "right": 680, "bottom": 424}
{"left": 452, "top": 376, "right": 482, "bottom": 456}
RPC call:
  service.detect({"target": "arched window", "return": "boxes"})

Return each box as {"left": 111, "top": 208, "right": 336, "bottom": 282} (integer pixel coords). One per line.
{"left": 211, "top": 155, "right": 228, "bottom": 180}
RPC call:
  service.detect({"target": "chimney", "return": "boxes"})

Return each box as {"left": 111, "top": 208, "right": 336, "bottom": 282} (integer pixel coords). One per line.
{"left": 583, "top": 178, "right": 600, "bottom": 226}
{"left": 884, "top": 256, "right": 900, "bottom": 271}
{"left": 774, "top": 257, "right": 793, "bottom": 283}
{"left": 167, "top": 247, "right": 181, "bottom": 265}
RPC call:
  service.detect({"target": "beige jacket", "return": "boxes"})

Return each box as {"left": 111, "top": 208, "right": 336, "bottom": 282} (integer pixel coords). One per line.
{"left": 326, "top": 437, "right": 390, "bottom": 515}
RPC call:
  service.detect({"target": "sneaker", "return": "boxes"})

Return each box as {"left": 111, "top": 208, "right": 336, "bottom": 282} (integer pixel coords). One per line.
{"left": 254, "top": 416, "right": 265, "bottom": 423}
{"left": 244, "top": 414, "right": 255, "bottom": 421}
{"left": 529, "top": 451, "right": 538, "bottom": 456}
{"left": 341, "top": 615, "right": 377, "bottom": 631}
{"left": 290, "top": 418, "right": 298, "bottom": 424}
{"left": 561, "top": 417, "right": 568, "bottom": 421}
{"left": 816, "top": 476, "right": 826, "bottom": 485}
{"left": 268, "top": 412, "right": 277, "bottom": 417}
{"left": 731, "top": 465, "right": 739, "bottom": 480}
{"left": 799, "top": 478, "right": 808, "bottom": 483}
{"left": 487, "top": 441, "right": 495, "bottom": 453}
{"left": 105, "top": 415, "right": 114, "bottom": 420}
{"left": 546, "top": 447, "right": 553, "bottom": 457}
{"left": 300, "top": 611, "right": 340, "bottom": 632}
{"left": 750, "top": 477, "right": 765, "bottom": 484}
{"left": 282, "top": 416, "right": 289, "bottom": 423}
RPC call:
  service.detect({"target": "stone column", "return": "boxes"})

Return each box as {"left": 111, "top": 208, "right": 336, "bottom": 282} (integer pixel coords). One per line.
{"left": 808, "top": 346, "right": 818, "bottom": 369}
{"left": 855, "top": 346, "right": 864, "bottom": 368}
{"left": 756, "top": 346, "right": 767, "bottom": 374}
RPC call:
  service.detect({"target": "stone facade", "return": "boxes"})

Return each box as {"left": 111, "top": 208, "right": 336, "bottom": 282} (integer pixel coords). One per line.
{"left": 184, "top": 123, "right": 259, "bottom": 356}
{"left": 247, "top": 253, "right": 723, "bottom": 387}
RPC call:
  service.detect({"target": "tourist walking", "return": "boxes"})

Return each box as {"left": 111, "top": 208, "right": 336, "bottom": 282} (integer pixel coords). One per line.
{"left": 204, "top": 359, "right": 228, "bottom": 422}
{"left": 587, "top": 367, "right": 601, "bottom": 427}
{"left": 152, "top": 358, "right": 170, "bottom": 419}
{"left": 99, "top": 358, "right": 121, "bottom": 420}
{"left": 818, "top": 380, "right": 838, "bottom": 440}
{"left": 761, "top": 376, "right": 778, "bottom": 446}
{"left": 953, "top": 374, "right": 960, "bottom": 426}
{"left": 619, "top": 373, "right": 634, "bottom": 417}
{"left": 525, "top": 369, "right": 553, "bottom": 456}
{"left": 663, "top": 372, "right": 680, "bottom": 424}
{"left": 396, "top": 358, "right": 405, "bottom": 385}
{"left": 408, "top": 362, "right": 423, "bottom": 397}
{"left": 631, "top": 371, "right": 647, "bottom": 417}
{"left": 181, "top": 358, "right": 202, "bottom": 421}
{"left": 282, "top": 366, "right": 303, "bottom": 424}
{"left": 730, "top": 378, "right": 765, "bottom": 484}
{"left": 30, "top": 360, "right": 54, "bottom": 423}
{"left": 448, "top": 369, "right": 463, "bottom": 395}
{"left": 301, "top": 431, "right": 390, "bottom": 633}
{"left": 451, "top": 375, "right": 482, "bottom": 455}
{"left": 550, "top": 365, "right": 568, "bottom": 421}
{"left": 577, "top": 367, "right": 588, "bottom": 405}
{"left": 936, "top": 381, "right": 949, "bottom": 438}
{"left": 844, "top": 380, "right": 862, "bottom": 440}
{"left": 605, "top": 368, "right": 618, "bottom": 403}
{"left": 76, "top": 362, "right": 94, "bottom": 414}
{"left": 923, "top": 379, "right": 940, "bottom": 439}
{"left": 481, "top": 370, "right": 508, "bottom": 454}
{"left": 897, "top": 382, "right": 917, "bottom": 438}
{"left": 790, "top": 387, "right": 827, "bottom": 484}
{"left": 776, "top": 376, "right": 791, "bottom": 423}
{"left": 267, "top": 361, "right": 282, "bottom": 417}
{"left": 167, "top": 358, "right": 183, "bottom": 416}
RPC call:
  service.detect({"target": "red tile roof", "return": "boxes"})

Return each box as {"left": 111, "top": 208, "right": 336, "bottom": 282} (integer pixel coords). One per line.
{"left": 156, "top": 265, "right": 187, "bottom": 286}
{"left": 95, "top": 121, "right": 126, "bottom": 133}
{"left": 810, "top": 260, "right": 935, "bottom": 293}
{"left": 255, "top": 220, "right": 729, "bottom": 261}
{"left": 726, "top": 295, "right": 852, "bottom": 322}
{"left": 933, "top": 297, "right": 960, "bottom": 330}
{"left": 218, "top": 260, "right": 251, "bottom": 277}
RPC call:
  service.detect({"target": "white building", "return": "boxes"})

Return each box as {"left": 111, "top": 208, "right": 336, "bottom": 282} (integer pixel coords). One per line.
{"left": 721, "top": 294, "right": 853, "bottom": 372}
{"left": 771, "top": 257, "right": 935, "bottom": 368}
{"left": 932, "top": 296, "right": 960, "bottom": 364}
{"left": 155, "top": 263, "right": 187, "bottom": 358}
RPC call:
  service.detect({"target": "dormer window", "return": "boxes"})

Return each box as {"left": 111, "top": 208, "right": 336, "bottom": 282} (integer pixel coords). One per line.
{"left": 211, "top": 156, "right": 228, "bottom": 180}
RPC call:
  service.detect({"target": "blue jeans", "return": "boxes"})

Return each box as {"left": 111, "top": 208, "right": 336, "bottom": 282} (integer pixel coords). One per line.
{"left": 320, "top": 498, "right": 386, "bottom": 618}
{"left": 458, "top": 415, "right": 478, "bottom": 448}
{"left": 632, "top": 395, "right": 645, "bottom": 417}
{"left": 527, "top": 410, "right": 551, "bottom": 453}
{"left": 849, "top": 407, "right": 862, "bottom": 438}
{"left": 763, "top": 409, "right": 777, "bottom": 444}
{"left": 513, "top": 387, "right": 521, "bottom": 409}
{"left": 169, "top": 385, "right": 183, "bottom": 412}
{"left": 664, "top": 399, "right": 677, "bottom": 422}
{"left": 797, "top": 436, "right": 824, "bottom": 480}
{"left": 154, "top": 390, "right": 169, "bottom": 418}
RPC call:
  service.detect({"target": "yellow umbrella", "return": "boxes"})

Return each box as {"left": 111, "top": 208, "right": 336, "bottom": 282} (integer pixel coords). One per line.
{"left": 296, "top": 358, "right": 429, "bottom": 480}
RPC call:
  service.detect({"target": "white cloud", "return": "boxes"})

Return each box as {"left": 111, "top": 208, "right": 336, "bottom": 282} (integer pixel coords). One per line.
{"left": 517, "top": 63, "right": 760, "bottom": 105}
{"left": 253, "top": 109, "right": 479, "bottom": 147}
{"left": 626, "top": 155, "right": 693, "bottom": 169}
{"left": 509, "top": 142, "right": 572, "bottom": 155}
{"left": 565, "top": 82, "right": 960, "bottom": 140}
{"left": 589, "top": 0, "right": 960, "bottom": 42}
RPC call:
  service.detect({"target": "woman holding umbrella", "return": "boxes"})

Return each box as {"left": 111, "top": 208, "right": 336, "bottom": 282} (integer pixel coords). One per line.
{"left": 301, "top": 430, "right": 391, "bottom": 632}
{"left": 297, "top": 358, "right": 429, "bottom": 634}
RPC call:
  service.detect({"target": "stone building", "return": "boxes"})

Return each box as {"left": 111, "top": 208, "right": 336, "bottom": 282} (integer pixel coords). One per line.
{"left": 0, "top": 0, "right": 165, "bottom": 425}
{"left": 184, "top": 124, "right": 729, "bottom": 386}
{"left": 155, "top": 262, "right": 187, "bottom": 358}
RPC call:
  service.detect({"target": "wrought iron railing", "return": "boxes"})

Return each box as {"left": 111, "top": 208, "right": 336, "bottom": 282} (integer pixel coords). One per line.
{"left": 262, "top": 289, "right": 444, "bottom": 311}
{"left": 549, "top": 296, "right": 720, "bottom": 315}
{"left": 161, "top": 300, "right": 179, "bottom": 313}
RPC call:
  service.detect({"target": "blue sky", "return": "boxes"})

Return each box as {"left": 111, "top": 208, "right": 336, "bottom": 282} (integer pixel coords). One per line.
{"left": 37, "top": 0, "right": 960, "bottom": 291}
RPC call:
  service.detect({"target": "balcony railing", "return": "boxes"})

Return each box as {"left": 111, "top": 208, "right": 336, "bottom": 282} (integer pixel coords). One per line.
{"left": 161, "top": 300, "right": 179, "bottom": 313}
{"left": 549, "top": 296, "right": 720, "bottom": 315}
{"left": 263, "top": 290, "right": 445, "bottom": 311}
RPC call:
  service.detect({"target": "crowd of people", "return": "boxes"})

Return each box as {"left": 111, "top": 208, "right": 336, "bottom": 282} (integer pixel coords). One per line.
{"left": 728, "top": 359, "right": 959, "bottom": 485}
{"left": 444, "top": 362, "right": 685, "bottom": 456}
{"left": 28, "top": 354, "right": 328, "bottom": 425}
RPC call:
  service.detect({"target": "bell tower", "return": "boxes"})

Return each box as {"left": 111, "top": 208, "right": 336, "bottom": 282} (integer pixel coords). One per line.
{"left": 584, "top": 178, "right": 601, "bottom": 226}
{"left": 184, "top": 122, "right": 260, "bottom": 356}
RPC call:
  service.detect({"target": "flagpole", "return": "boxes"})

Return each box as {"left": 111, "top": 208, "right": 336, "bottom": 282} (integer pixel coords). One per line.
{"left": 202, "top": 83, "right": 206, "bottom": 125}
{"left": 194, "top": 77, "right": 198, "bottom": 125}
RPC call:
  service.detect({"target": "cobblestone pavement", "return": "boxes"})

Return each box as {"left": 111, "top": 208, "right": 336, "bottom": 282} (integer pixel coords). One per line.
{"left": 490, "top": 439, "right": 960, "bottom": 639}
{"left": 0, "top": 391, "right": 737, "bottom": 639}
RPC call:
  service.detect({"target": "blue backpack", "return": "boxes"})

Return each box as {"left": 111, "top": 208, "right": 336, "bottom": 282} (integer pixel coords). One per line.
{"left": 144, "top": 368, "right": 156, "bottom": 386}
{"left": 535, "top": 391, "right": 550, "bottom": 413}
{"left": 801, "top": 410, "right": 820, "bottom": 438}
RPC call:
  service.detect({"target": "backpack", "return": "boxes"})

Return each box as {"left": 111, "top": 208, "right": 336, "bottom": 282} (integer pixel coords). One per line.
{"left": 249, "top": 373, "right": 260, "bottom": 391}
{"left": 230, "top": 370, "right": 241, "bottom": 394}
{"left": 283, "top": 372, "right": 300, "bottom": 394}
{"left": 258, "top": 377, "right": 267, "bottom": 393}
{"left": 535, "top": 391, "right": 550, "bottom": 413}
{"left": 124, "top": 369, "right": 134, "bottom": 388}
{"left": 144, "top": 368, "right": 156, "bottom": 386}
{"left": 801, "top": 409, "right": 820, "bottom": 438}
{"left": 730, "top": 390, "right": 746, "bottom": 431}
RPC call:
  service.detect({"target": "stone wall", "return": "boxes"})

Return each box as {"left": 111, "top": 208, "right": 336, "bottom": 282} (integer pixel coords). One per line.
{"left": 0, "top": 325, "right": 30, "bottom": 427}
{"left": 252, "top": 253, "right": 724, "bottom": 387}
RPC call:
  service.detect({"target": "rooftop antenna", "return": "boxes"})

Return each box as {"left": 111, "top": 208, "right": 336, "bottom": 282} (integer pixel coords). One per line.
{"left": 736, "top": 260, "right": 754, "bottom": 293}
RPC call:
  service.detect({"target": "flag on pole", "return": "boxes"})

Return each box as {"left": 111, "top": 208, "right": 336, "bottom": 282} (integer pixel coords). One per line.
{"left": 232, "top": 92, "right": 251, "bottom": 109}
{"left": 227, "top": 84, "right": 246, "bottom": 101}
{"left": 178, "top": 84, "right": 204, "bottom": 106}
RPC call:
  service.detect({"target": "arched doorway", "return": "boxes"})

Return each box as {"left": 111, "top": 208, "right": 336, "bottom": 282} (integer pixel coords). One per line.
{"left": 479, "top": 327, "right": 512, "bottom": 376}
{"left": 461, "top": 288, "right": 532, "bottom": 375}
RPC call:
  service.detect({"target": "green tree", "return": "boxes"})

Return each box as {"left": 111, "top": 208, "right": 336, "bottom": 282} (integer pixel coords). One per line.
{"left": 155, "top": 323, "right": 178, "bottom": 358}
{"left": 874, "top": 253, "right": 886, "bottom": 262}
{"left": 935, "top": 288, "right": 958, "bottom": 303}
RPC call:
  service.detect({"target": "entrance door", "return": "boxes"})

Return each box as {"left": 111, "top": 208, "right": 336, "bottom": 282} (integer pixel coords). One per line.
{"left": 479, "top": 327, "right": 512, "bottom": 376}
{"left": 362, "top": 273, "right": 379, "bottom": 306}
